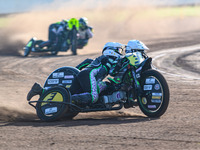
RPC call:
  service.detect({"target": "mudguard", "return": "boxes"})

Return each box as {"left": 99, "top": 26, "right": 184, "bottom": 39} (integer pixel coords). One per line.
{"left": 135, "top": 57, "right": 152, "bottom": 79}
{"left": 43, "top": 66, "right": 80, "bottom": 90}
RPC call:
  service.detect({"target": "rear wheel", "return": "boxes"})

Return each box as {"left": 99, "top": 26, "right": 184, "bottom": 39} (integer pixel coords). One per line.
{"left": 138, "top": 69, "right": 170, "bottom": 117}
{"left": 51, "top": 51, "right": 58, "bottom": 55}
{"left": 36, "top": 86, "right": 70, "bottom": 121}
{"left": 62, "top": 111, "right": 79, "bottom": 120}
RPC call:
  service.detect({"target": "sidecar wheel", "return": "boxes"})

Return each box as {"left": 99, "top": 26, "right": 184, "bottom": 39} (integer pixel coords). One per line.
{"left": 24, "top": 47, "right": 31, "bottom": 57}
{"left": 36, "top": 86, "right": 70, "bottom": 122}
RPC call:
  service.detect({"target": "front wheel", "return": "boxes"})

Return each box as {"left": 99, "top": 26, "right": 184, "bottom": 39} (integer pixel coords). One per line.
{"left": 36, "top": 86, "right": 70, "bottom": 121}
{"left": 138, "top": 69, "right": 170, "bottom": 117}
{"left": 71, "top": 28, "right": 77, "bottom": 55}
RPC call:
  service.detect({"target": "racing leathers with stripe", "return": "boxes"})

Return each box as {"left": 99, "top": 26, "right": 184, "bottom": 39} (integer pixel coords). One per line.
{"left": 69, "top": 55, "right": 117, "bottom": 106}
{"left": 75, "top": 58, "right": 93, "bottom": 70}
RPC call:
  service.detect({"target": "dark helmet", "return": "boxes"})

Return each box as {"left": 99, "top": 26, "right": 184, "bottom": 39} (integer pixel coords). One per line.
{"left": 79, "top": 17, "right": 88, "bottom": 30}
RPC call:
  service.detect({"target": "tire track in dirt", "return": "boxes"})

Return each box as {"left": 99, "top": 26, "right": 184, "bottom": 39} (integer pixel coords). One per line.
{"left": 175, "top": 49, "right": 200, "bottom": 74}
{"left": 149, "top": 44, "right": 200, "bottom": 80}
{"left": 0, "top": 45, "right": 200, "bottom": 150}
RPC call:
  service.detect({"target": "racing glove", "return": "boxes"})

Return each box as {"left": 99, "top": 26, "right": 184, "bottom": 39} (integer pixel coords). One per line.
{"left": 109, "top": 64, "right": 120, "bottom": 76}
{"left": 101, "top": 57, "right": 118, "bottom": 71}
{"left": 109, "top": 57, "right": 126, "bottom": 76}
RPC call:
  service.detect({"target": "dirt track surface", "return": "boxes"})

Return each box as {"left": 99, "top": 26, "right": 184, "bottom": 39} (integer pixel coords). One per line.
{"left": 1, "top": 15, "right": 200, "bottom": 150}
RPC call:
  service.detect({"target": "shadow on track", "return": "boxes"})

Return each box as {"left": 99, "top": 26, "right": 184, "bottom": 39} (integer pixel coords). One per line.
{"left": 0, "top": 111, "right": 159, "bottom": 128}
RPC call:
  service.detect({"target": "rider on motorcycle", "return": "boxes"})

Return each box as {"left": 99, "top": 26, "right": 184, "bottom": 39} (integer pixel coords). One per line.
{"left": 77, "top": 17, "right": 93, "bottom": 49}
{"left": 27, "top": 42, "right": 124, "bottom": 106}
{"left": 69, "top": 42, "right": 124, "bottom": 106}
{"left": 39, "top": 17, "right": 93, "bottom": 50}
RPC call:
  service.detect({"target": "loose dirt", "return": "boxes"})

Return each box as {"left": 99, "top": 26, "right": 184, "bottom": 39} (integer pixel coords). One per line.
{"left": 0, "top": 8, "right": 200, "bottom": 150}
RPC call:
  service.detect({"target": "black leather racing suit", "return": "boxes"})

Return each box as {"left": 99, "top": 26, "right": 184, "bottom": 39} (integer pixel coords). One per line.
{"left": 39, "top": 22, "right": 66, "bottom": 48}
{"left": 70, "top": 55, "right": 115, "bottom": 105}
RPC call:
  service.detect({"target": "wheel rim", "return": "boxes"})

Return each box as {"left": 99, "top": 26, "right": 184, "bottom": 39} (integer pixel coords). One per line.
{"left": 139, "top": 76, "right": 164, "bottom": 113}
{"left": 40, "top": 91, "right": 64, "bottom": 117}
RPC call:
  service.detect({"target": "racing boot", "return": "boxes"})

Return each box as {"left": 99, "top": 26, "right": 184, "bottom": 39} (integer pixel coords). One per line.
{"left": 27, "top": 82, "right": 43, "bottom": 101}
{"left": 71, "top": 93, "right": 92, "bottom": 107}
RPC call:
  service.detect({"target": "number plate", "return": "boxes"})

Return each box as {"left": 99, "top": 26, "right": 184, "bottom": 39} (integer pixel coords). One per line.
{"left": 45, "top": 107, "right": 57, "bottom": 115}
{"left": 143, "top": 85, "right": 152, "bottom": 91}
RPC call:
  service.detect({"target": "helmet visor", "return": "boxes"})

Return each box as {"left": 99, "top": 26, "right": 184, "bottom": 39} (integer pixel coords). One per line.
{"left": 125, "top": 46, "right": 133, "bottom": 53}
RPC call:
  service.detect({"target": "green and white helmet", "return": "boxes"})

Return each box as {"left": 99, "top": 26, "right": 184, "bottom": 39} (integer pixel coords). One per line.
{"left": 102, "top": 42, "right": 123, "bottom": 59}
{"left": 126, "top": 40, "right": 149, "bottom": 53}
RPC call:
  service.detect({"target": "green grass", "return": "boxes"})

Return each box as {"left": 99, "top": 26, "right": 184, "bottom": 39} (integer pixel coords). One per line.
{"left": 0, "top": 17, "right": 10, "bottom": 28}
{"left": 111, "top": 6, "right": 200, "bottom": 22}
{"left": 137, "top": 6, "right": 200, "bottom": 19}
{"left": 90, "top": 6, "right": 200, "bottom": 23}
